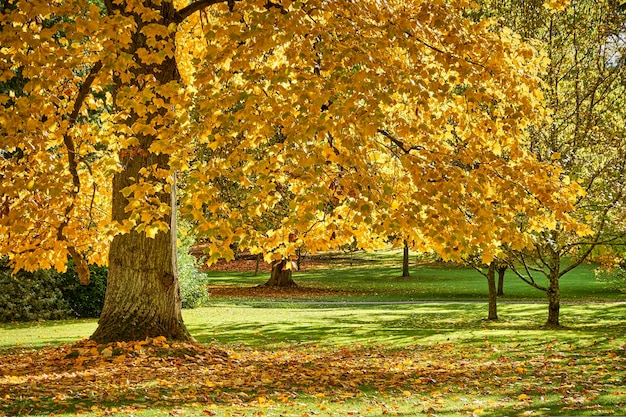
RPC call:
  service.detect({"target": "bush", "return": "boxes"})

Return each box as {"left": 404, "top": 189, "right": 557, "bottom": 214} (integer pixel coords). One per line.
{"left": 0, "top": 257, "right": 71, "bottom": 322}
{"left": 57, "top": 262, "right": 108, "bottom": 318}
{"left": 1, "top": 227, "right": 205, "bottom": 321}
{"left": 178, "top": 229, "right": 210, "bottom": 309}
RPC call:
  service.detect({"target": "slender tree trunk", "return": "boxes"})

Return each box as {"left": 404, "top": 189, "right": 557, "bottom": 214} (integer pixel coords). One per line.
{"left": 496, "top": 265, "right": 506, "bottom": 296}
{"left": 546, "top": 271, "right": 561, "bottom": 327}
{"left": 91, "top": 2, "right": 190, "bottom": 343}
{"left": 296, "top": 247, "right": 303, "bottom": 271}
{"left": 254, "top": 253, "right": 261, "bottom": 276}
{"left": 263, "top": 259, "right": 297, "bottom": 287}
{"left": 486, "top": 262, "right": 498, "bottom": 320}
{"left": 402, "top": 240, "right": 410, "bottom": 277}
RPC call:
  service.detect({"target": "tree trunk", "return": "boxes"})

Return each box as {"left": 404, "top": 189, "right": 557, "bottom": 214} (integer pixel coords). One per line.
{"left": 263, "top": 259, "right": 297, "bottom": 287}
{"left": 496, "top": 265, "right": 506, "bottom": 296}
{"left": 296, "top": 247, "right": 303, "bottom": 271}
{"left": 546, "top": 272, "right": 561, "bottom": 327}
{"left": 254, "top": 253, "right": 261, "bottom": 277}
{"left": 91, "top": 2, "right": 190, "bottom": 343}
{"left": 486, "top": 262, "right": 498, "bottom": 320}
{"left": 402, "top": 240, "right": 410, "bottom": 277}
{"left": 91, "top": 152, "right": 190, "bottom": 343}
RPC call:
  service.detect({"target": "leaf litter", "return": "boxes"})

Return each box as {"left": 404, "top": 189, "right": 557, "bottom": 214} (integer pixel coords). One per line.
{"left": 0, "top": 336, "right": 624, "bottom": 416}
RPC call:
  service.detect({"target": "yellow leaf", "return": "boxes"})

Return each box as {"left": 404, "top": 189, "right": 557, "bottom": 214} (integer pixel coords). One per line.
{"left": 145, "top": 225, "right": 159, "bottom": 239}
{"left": 481, "top": 252, "right": 494, "bottom": 265}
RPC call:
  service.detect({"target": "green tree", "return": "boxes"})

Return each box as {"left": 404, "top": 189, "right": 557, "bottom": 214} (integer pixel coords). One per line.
{"left": 482, "top": 0, "right": 626, "bottom": 327}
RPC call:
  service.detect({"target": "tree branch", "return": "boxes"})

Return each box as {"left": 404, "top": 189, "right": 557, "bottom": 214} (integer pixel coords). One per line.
{"left": 57, "top": 60, "right": 103, "bottom": 285}
{"left": 377, "top": 129, "right": 424, "bottom": 154}
{"left": 64, "top": 60, "right": 103, "bottom": 192}
{"left": 174, "top": 0, "right": 234, "bottom": 23}
{"left": 505, "top": 253, "right": 548, "bottom": 292}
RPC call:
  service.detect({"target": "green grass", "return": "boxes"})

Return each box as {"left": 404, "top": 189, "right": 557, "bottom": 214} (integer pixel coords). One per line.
{"left": 204, "top": 252, "right": 624, "bottom": 304}
{"left": 2, "top": 302, "right": 623, "bottom": 351}
{"left": 186, "top": 302, "right": 626, "bottom": 349}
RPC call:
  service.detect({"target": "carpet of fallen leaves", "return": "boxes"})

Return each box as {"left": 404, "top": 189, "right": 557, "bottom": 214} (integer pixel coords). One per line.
{"left": 1, "top": 336, "right": 625, "bottom": 416}
{"left": 206, "top": 285, "right": 356, "bottom": 299}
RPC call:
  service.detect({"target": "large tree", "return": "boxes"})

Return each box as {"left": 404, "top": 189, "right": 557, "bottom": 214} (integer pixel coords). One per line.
{"left": 0, "top": 0, "right": 580, "bottom": 342}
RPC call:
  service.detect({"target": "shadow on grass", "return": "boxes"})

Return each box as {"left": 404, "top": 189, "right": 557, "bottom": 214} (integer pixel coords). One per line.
{"left": 187, "top": 302, "right": 626, "bottom": 349}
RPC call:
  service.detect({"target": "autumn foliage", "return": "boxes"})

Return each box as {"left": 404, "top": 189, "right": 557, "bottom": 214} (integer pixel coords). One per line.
{"left": 0, "top": 0, "right": 589, "bottom": 341}
{"left": 0, "top": 0, "right": 583, "bottom": 269}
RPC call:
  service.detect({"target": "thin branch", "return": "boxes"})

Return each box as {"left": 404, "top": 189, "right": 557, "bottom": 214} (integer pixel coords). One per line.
{"left": 376, "top": 129, "right": 424, "bottom": 154}
{"left": 57, "top": 60, "right": 102, "bottom": 285}
{"left": 506, "top": 254, "right": 548, "bottom": 292}
{"left": 470, "top": 262, "right": 488, "bottom": 278}
{"left": 63, "top": 60, "right": 103, "bottom": 192}
{"left": 391, "top": 21, "right": 488, "bottom": 70}
{"left": 559, "top": 163, "right": 626, "bottom": 276}
{"left": 174, "top": 0, "right": 233, "bottom": 23}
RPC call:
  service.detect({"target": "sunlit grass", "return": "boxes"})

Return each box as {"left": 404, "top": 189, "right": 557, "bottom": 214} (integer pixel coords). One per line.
{"left": 203, "top": 252, "right": 624, "bottom": 303}
{"left": 3, "top": 302, "right": 624, "bottom": 351}
{"left": 2, "top": 302, "right": 625, "bottom": 416}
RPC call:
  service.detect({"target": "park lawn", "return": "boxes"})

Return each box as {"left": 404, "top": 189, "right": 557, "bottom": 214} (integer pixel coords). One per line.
{"left": 1, "top": 301, "right": 625, "bottom": 417}
{"left": 203, "top": 252, "right": 625, "bottom": 304}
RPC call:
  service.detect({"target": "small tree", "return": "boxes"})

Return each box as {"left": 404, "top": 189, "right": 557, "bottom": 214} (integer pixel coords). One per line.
{"left": 482, "top": 0, "right": 626, "bottom": 327}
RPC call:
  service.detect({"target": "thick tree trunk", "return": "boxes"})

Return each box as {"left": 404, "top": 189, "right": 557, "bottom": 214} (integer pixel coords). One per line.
{"left": 486, "top": 262, "right": 498, "bottom": 320}
{"left": 546, "top": 272, "right": 561, "bottom": 327}
{"left": 91, "top": 153, "right": 190, "bottom": 343}
{"left": 496, "top": 265, "right": 506, "bottom": 296}
{"left": 402, "top": 240, "right": 410, "bottom": 277}
{"left": 263, "top": 259, "right": 297, "bottom": 287}
{"left": 91, "top": 2, "right": 190, "bottom": 343}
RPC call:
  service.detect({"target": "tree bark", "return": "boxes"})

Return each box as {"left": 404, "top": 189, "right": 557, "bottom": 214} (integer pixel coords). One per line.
{"left": 254, "top": 253, "right": 261, "bottom": 276}
{"left": 402, "top": 240, "right": 410, "bottom": 277}
{"left": 496, "top": 265, "right": 506, "bottom": 296}
{"left": 91, "top": 1, "right": 190, "bottom": 343}
{"left": 263, "top": 259, "right": 297, "bottom": 287}
{"left": 91, "top": 153, "right": 190, "bottom": 343}
{"left": 296, "top": 247, "right": 303, "bottom": 271}
{"left": 486, "top": 262, "right": 498, "bottom": 320}
{"left": 546, "top": 271, "right": 561, "bottom": 327}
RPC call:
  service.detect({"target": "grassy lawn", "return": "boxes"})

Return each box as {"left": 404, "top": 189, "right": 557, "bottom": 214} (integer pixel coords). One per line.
{"left": 1, "top": 255, "right": 625, "bottom": 417}
{"left": 204, "top": 251, "right": 624, "bottom": 303}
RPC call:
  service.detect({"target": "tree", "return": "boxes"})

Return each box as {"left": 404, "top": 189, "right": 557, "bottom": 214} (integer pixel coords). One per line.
{"left": 482, "top": 0, "right": 626, "bottom": 327}
{"left": 0, "top": 0, "right": 581, "bottom": 342}
{"left": 402, "top": 240, "right": 411, "bottom": 278}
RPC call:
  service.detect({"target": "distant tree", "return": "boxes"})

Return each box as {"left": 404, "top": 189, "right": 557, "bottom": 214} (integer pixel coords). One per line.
{"left": 402, "top": 240, "right": 411, "bottom": 278}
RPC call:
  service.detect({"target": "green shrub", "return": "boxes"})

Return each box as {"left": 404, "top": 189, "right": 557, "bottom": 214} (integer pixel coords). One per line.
{"left": 178, "top": 229, "right": 210, "bottom": 309}
{"left": 0, "top": 257, "right": 71, "bottom": 322}
{"left": 57, "top": 262, "right": 108, "bottom": 318}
